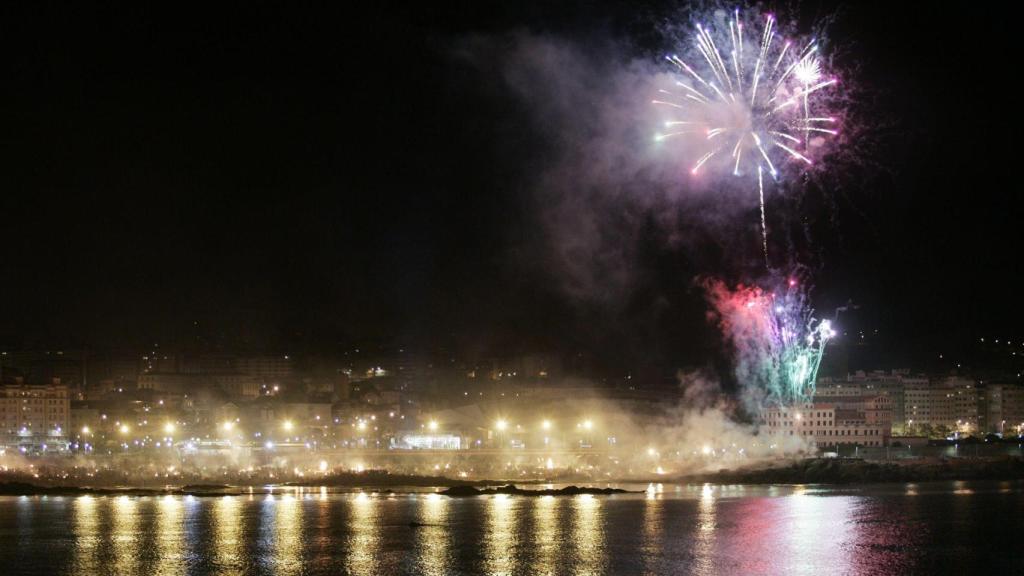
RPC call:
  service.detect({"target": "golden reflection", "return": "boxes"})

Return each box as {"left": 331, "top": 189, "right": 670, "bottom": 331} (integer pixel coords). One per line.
{"left": 273, "top": 493, "right": 304, "bottom": 576}
{"left": 347, "top": 493, "right": 380, "bottom": 576}
{"left": 531, "top": 495, "right": 559, "bottom": 574}
{"left": 310, "top": 491, "right": 332, "bottom": 572}
{"left": 572, "top": 494, "right": 605, "bottom": 576}
{"left": 693, "top": 484, "right": 716, "bottom": 576}
{"left": 415, "top": 493, "right": 450, "bottom": 576}
{"left": 643, "top": 491, "right": 664, "bottom": 576}
{"left": 72, "top": 495, "right": 100, "bottom": 574}
{"left": 485, "top": 494, "right": 518, "bottom": 575}
{"left": 112, "top": 496, "right": 140, "bottom": 574}
{"left": 154, "top": 496, "right": 185, "bottom": 576}
{"left": 214, "top": 496, "right": 244, "bottom": 575}
{"left": 645, "top": 482, "right": 663, "bottom": 500}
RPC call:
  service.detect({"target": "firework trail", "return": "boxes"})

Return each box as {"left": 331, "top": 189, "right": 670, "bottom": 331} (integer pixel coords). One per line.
{"left": 653, "top": 8, "right": 840, "bottom": 265}
{"left": 703, "top": 275, "right": 835, "bottom": 412}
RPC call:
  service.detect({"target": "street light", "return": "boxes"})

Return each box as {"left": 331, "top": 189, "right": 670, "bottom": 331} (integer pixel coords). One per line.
{"left": 428, "top": 420, "right": 439, "bottom": 431}
{"left": 581, "top": 420, "right": 593, "bottom": 431}
{"left": 495, "top": 419, "right": 508, "bottom": 431}
{"left": 163, "top": 422, "right": 176, "bottom": 434}
{"left": 283, "top": 420, "right": 294, "bottom": 432}
{"left": 81, "top": 426, "right": 91, "bottom": 435}
{"left": 119, "top": 425, "right": 130, "bottom": 435}
{"left": 541, "top": 420, "right": 552, "bottom": 431}
{"left": 222, "top": 421, "right": 235, "bottom": 432}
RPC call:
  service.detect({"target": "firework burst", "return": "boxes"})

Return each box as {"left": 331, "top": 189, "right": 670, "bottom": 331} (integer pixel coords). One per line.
{"left": 704, "top": 275, "right": 835, "bottom": 411}
{"left": 653, "top": 8, "right": 841, "bottom": 264}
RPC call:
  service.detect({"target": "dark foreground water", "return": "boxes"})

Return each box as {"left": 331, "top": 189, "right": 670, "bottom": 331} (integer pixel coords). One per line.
{"left": 0, "top": 482, "right": 1022, "bottom": 575}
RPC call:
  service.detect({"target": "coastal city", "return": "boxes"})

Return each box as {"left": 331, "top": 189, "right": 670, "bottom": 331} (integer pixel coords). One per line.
{"left": 2, "top": 339, "right": 1021, "bottom": 484}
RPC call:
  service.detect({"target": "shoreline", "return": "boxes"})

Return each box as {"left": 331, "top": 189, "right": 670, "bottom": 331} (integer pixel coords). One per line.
{"left": 673, "top": 456, "right": 1024, "bottom": 485}
{"left": 2, "top": 457, "right": 1022, "bottom": 496}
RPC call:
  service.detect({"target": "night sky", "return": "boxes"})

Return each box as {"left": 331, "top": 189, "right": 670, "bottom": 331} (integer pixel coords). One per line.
{"left": 0, "top": 2, "right": 1018, "bottom": 375}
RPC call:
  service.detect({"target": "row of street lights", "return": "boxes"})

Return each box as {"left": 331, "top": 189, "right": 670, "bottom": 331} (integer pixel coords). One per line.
{"left": 490, "top": 418, "right": 592, "bottom": 432}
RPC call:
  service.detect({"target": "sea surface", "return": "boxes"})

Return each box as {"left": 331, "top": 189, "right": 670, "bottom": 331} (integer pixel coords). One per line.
{"left": 0, "top": 481, "right": 1021, "bottom": 575}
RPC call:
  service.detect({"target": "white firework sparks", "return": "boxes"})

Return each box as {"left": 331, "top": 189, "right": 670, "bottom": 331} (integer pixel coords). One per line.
{"left": 793, "top": 56, "right": 822, "bottom": 85}
{"left": 652, "top": 9, "right": 841, "bottom": 264}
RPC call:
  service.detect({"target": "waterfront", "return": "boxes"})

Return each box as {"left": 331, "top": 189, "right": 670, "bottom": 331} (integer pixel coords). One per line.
{"left": 0, "top": 481, "right": 1021, "bottom": 575}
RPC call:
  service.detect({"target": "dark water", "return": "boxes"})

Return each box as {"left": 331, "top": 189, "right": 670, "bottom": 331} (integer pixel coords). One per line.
{"left": 0, "top": 482, "right": 1021, "bottom": 575}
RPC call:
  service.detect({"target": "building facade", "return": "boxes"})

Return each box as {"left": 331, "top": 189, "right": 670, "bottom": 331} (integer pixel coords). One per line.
{"left": 979, "top": 383, "right": 1024, "bottom": 435}
{"left": 0, "top": 381, "right": 71, "bottom": 451}
{"left": 761, "top": 399, "right": 891, "bottom": 449}
{"left": 904, "top": 377, "right": 978, "bottom": 435}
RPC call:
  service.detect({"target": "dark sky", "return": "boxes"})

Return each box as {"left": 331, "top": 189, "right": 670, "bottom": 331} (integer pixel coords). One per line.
{"left": 0, "top": 2, "right": 1018, "bottom": 374}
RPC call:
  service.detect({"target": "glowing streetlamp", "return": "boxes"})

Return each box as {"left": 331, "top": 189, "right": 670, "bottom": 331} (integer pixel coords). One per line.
{"left": 282, "top": 420, "right": 294, "bottom": 432}
{"left": 119, "top": 424, "right": 130, "bottom": 435}
{"left": 163, "top": 422, "right": 176, "bottom": 434}
{"left": 495, "top": 419, "right": 508, "bottom": 431}
{"left": 222, "top": 421, "right": 235, "bottom": 432}
{"left": 428, "top": 420, "right": 439, "bottom": 431}
{"left": 81, "top": 426, "right": 91, "bottom": 436}
{"left": 541, "top": 420, "right": 552, "bottom": 431}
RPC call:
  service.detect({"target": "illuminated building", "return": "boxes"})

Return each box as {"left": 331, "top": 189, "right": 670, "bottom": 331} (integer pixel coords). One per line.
{"left": 761, "top": 401, "right": 890, "bottom": 448}
{"left": 979, "top": 383, "right": 1024, "bottom": 435}
{"left": 903, "top": 377, "right": 978, "bottom": 435}
{"left": 391, "top": 433, "right": 462, "bottom": 450}
{"left": 0, "top": 380, "right": 71, "bottom": 451}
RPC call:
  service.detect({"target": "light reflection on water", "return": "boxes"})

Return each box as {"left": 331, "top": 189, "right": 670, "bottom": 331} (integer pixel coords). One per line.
{"left": 783, "top": 487, "right": 855, "bottom": 575}
{"left": 642, "top": 490, "right": 663, "bottom": 576}
{"left": 347, "top": 492, "right": 379, "bottom": 576}
{"left": 0, "top": 481, "right": 1021, "bottom": 575}
{"left": 71, "top": 495, "right": 98, "bottom": 574}
{"left": 485, "top": 493, "right": 518, "bottom": 575}
{"left": 693, "top": 484, "right": 716, "bottom": 576}
{"left": 415, "top": 493, "right": 450, "bottom": 576}
{"left": 272, "top": 493, "right": 303, "bottom": 576}
{"left": 572, "top": 494, "right": 605, "bottom": 575}
{"left": 155, "top": 495, "right": 185, "bottom": 576}
{"left": 112, "top": 496, "right": 139, "bottom": 574}
{"left": 214, "top": 495, "right": 243, "bottom": 575}
{"left": 531, "top": 495, "right": 559, "bottom": 574}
